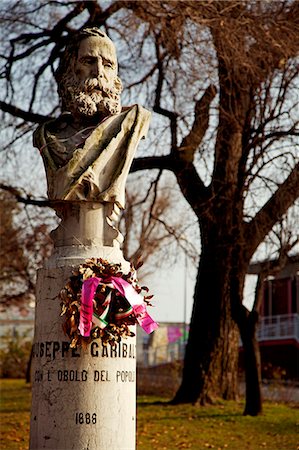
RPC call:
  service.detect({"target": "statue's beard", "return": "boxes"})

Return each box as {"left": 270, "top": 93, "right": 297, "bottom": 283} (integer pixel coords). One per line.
{"left": 62, "top": 78, "right": 122, "bottom": 119}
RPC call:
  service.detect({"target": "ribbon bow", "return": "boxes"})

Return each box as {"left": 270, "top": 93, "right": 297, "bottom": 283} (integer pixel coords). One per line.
{"left": 78, "top": 276, "right": 158, "bottom": 337}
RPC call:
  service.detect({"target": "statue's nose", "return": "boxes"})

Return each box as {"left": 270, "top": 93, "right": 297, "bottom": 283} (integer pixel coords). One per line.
{"left": 91, "top": 59, "right": 103, "bottom": 77}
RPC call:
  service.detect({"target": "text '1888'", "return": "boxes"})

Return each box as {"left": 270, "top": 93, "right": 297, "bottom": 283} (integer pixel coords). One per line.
{"left": 75, "top": 412, "right": 97, "bottom": 425}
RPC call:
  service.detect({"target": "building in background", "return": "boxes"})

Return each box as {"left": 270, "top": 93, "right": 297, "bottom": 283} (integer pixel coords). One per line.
{"left": 249, "top": 255, "right": 299, "bottom": 379}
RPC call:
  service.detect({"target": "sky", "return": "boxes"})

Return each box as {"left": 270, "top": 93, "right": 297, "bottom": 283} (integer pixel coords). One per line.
{"left": 147, "top": 259, "right": 196, "bottom": 324}
{"left": 147, "top": 261, "right": 257, "bottom": 324}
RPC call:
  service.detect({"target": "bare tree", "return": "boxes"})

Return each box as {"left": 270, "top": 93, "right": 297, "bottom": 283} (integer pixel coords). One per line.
{"left": 0, "top": 190, "right": 53, "bottom": 310}
{"left": 0, "top": 1, "right": 298, "bottom": 415}
{"left": 122, "top": 175, "right": 198, "bottom": 275}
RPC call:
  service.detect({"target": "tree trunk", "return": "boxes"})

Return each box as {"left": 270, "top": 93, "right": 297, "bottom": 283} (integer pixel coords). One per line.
{"left": 172, "top": 241, "right": 239, "bottom": 404}
{"left": 230, "top": 258, "right": 263, "bottom": 416}
{"left": 236, "top": 306, "right": 263, "bottom": 415}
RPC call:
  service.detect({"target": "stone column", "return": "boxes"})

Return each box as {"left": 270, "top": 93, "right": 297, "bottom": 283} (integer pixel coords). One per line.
{"left": 30, "top": 206, "right": 136, "bottom": 450}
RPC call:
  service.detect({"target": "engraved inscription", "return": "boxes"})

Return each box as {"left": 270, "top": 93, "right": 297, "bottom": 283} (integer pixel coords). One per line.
{"left": 33, "top": 369, "right": 136, "bottom": 383}
{"left": 32, "top": 341, "right": 136, "bottom": 359}
{"left": 116, "top": 370, "right": 135, "bottom": 382}
{"left": 75, "top": 413, "right": 97, "bottom": 425}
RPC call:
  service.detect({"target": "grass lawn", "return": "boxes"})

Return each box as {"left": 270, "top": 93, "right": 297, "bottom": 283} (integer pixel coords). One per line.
{"left": 0, "top": 379, "right": 298, "bottom": 450}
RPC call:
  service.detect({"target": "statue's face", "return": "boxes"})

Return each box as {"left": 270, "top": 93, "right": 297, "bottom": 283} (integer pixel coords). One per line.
{"left": 57, "top": 33, "right": 122, "bottom": 121}
{"left": 75, "top": 36, "right": 118, "bottom": 92}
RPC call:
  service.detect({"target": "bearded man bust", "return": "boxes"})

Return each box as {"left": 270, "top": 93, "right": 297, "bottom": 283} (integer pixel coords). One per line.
{"left": 34, "top": 28, "right": 150, "bottom": 249}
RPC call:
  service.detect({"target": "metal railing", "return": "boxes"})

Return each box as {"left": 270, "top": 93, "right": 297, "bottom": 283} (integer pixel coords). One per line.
{"left": 257, "top": 313, "right": 299, "bottom": 343}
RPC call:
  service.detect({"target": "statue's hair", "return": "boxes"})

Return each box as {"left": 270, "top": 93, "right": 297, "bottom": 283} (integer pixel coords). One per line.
{"left": 55, "top": 28, "right": 121, "bottom": 111}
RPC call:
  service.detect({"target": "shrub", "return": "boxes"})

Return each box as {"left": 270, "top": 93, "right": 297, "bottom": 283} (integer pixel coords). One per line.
{"left": 0, "top": 330, "right": 32, "bottom": 378}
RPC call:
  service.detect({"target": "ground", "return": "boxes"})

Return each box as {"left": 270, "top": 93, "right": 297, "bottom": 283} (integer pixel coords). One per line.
{"left": 0, "top": 379, "right": 298, "bottom": 449}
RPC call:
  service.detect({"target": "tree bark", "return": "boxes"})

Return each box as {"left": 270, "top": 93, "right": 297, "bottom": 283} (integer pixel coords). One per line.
{"left": 172, "top": 228, "right": 239, "bottom": 404}
{"left": 230, "top": 248, "right": 263, "bottom": 416}
{"left": 238, "top": 309, "right": 262, "bottom": 416}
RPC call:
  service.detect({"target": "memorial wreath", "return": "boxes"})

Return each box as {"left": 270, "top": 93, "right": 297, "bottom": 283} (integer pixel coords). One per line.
{"left": 60, "top": 258, "right": 158, "bottom": 348}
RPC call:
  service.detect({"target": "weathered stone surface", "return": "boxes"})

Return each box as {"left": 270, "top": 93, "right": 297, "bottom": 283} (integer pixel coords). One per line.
{"left": 34, "top": 105, "right": 150, "bottom": 207}
{"left": 30, "top": 266, "right": 136, "bottom": 450}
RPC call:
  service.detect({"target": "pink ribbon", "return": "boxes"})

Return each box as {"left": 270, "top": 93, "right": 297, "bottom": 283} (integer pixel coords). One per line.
{"left": 111, "top": 277, "right": 158, "bottom": 334}
{"left": 78, "top": 277, "right": 100, "bottom": 337}
{"left": 78, "top": 276, "right": 158, "bottom": 337}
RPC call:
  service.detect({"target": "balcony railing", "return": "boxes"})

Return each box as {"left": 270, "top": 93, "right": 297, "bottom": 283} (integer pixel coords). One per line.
{"left": 257, "top": 313, "right": 299, "bottom": 343}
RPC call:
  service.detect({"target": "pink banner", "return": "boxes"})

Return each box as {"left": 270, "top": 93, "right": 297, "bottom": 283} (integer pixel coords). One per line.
{"left": 79, "top": 276, "right": 158, "bottom": 337}
{"left": 131, "top": 303, "right": 158, "bottom": 334}
{"left": 78, "top": 277, "right": 100, "bottom": 337}
{"left": 111, "top": 277, "right": 158, "bottom": 333}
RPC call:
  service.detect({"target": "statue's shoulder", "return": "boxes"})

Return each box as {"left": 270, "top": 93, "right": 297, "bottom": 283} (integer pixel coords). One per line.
{"left": 121, "top": 104, "right": 151, "bottom": 117}
{"left": 33, "top": 113, "right": 73, "bottom": 148}
{"left": 119, "top": 105, "right": 151, "bottom": 133}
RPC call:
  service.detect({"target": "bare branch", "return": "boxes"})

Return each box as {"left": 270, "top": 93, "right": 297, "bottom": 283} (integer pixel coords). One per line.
{"left": 28, "top": 43, "right": 62, "bottom": 111}
{"left": 249, "top": 127, "right": 299, "bottom": 153}
{"left": 131, "top": 155, "right": 174, "bottom": 173}
{"left": 0, "top": 100, "right": 50, "bottom": 123}
{"left": 0, "top": 184, "right": 52, "bottom": 207}
{"left": 85, "top": 0, "right": 125, "bottom": 27}
{"left": 179, "top": 84, "right": 217, "bottom": 162}
{"left": 173, "top": 160, "right": 210, "bottom": 217}
{"left": 148, "top": 170, "right": 163, "bottom": 217}
{"left": 153, "top": 40, "right": 178, "bottom": 151}
{"left": 6, "top": 37, "right": 52, "bottom": 63}
{"left": 126, "top": 63, "right": 158, "bottom": 89}
{"left": 49, "top": 1, "right": 86, "bottom": 38}
{"left": 245, "top": 162, "right": 299, "bottom": 258}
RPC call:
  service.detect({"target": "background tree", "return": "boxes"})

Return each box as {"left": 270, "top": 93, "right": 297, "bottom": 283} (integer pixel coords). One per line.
{"left": 0, "top": 0, "right": 298, "bottom": 416}
{"left": 122, "top": 176, "right": 198, "bottom": 274}
{"left": 0, "top": 189, "right": 53, "bottom": 310}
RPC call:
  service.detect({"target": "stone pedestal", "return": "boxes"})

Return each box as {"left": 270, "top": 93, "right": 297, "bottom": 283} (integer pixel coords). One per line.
{"left": 52, "top": 202, "right": 123, "bottom": 249}
{"left": 30, "top": 202, "right": 136, "bottom": 449}
{"left": 30, "top": 262, "right": 136, "bottom": 450}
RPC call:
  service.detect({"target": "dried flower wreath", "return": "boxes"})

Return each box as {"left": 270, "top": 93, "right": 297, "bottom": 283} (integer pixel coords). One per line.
{"left": 60, "top": 258, "right": 157, "bottom": 348}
